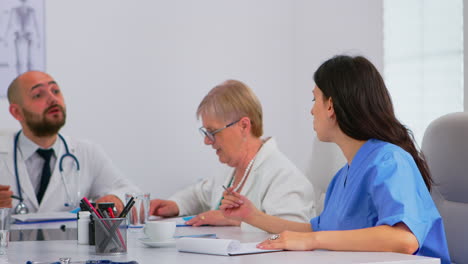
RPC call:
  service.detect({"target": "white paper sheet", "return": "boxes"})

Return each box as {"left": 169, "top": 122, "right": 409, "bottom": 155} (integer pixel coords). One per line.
{"left": 176, "top": 237, "right": 281, "bottom": 256}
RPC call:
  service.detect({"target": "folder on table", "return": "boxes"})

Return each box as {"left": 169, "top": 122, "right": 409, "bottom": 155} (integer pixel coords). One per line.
{"left": 12, "top": 212, "right": 77, "bottom": 224}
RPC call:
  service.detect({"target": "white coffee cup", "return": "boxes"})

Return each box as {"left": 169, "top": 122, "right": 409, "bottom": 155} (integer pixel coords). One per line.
{"left": 143, "top": 221, "right": 176, "bottom": 242}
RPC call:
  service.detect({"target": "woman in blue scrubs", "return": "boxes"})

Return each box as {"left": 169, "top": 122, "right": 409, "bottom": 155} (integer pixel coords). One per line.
{"left": 220, "top": 55, "right": 451, "bottom": 264}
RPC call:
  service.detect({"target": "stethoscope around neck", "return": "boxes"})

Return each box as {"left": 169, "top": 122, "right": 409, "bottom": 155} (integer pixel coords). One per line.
{"left": 13, "top": 130, "right": 80, "bottom": 214}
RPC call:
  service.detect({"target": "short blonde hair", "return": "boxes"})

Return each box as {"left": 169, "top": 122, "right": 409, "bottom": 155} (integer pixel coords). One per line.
{"left": 197, "top": 80, "right": 263, "bottom": 137}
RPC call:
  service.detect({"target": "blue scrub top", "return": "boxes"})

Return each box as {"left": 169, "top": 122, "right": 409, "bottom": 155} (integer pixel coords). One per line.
{"left": 310, "top": 139, "right": 450, "bottom": 264}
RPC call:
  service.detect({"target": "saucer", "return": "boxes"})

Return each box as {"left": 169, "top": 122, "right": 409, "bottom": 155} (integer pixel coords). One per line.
{"left": 138, "top": 237, "right": 176, "bottom": 248}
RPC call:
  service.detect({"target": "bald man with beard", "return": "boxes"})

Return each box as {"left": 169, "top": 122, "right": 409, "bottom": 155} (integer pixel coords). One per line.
{"left": 0, "top": 71, "right": 140, "bottom": 213}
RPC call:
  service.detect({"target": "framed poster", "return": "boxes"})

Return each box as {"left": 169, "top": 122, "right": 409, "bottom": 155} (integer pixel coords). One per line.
{"left": 0, "top": 0, "right": 45, "bottom": 97}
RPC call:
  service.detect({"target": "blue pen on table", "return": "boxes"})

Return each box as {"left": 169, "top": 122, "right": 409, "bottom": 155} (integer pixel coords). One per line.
{"left": 182, "top": 216, "right": 194, "bottom": 222}
{"left": 179, "top": 215, "right": 212, "bottom": 227}
{"left": 176, "top": 215, "right": 196, "bottom": 227}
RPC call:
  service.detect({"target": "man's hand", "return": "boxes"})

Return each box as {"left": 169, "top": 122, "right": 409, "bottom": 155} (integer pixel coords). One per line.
{"left": 0, "top": 185, "right": 13, "bottom": 208}
{"left": 149, "top": 199, "right": 179, "bottom": 217}
{"left": 96, "top": 195, "right": 124, "bottom": 214}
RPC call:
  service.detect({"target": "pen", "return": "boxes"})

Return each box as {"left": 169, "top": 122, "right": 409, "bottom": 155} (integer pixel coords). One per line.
{"left": 107, "top": 207, "right": 115, "bottom": 218}
{"left": 222, "top": 185, "right": 233, "bottom": 195}
{"left": 26, "top": 261, "right": 60, "bottom": 264}
{"left": 82, "top": 197, "right": 102, "bottom": 218}
{"left": 97, "top": 208, "right": 105, "bottom": 218}
{"left": 120, "top": 200, "right": 135, "bottom": 218}
{"left": 118, "top": 197, "right": 134, "bottom": 218}
{"left": 11, "top": 194, "right": 23, "bottom": 201}
{"left": 101, "top": 210, "right": 110, "bottom": 219}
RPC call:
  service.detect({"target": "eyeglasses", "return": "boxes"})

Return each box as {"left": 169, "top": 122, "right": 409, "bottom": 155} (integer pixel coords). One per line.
{"left": 199, "top": 119, "right": 240, "bottom": 143}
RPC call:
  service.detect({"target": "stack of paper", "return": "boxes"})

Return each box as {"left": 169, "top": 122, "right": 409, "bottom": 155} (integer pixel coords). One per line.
{"left": 176, "top": 237, "right": 282, "bottom": 256}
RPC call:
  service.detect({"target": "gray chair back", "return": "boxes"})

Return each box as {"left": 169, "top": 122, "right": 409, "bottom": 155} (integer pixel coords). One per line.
{"left": 422, "top": 112, "right": 468, "bottom": 264}
{"left": 306, "top": 135, "right": 346, "bottom": 215}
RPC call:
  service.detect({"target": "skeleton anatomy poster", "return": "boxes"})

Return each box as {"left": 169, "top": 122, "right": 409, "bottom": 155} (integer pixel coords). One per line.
{"left": 0, "top": 0, "right": 45, "bottom": 97}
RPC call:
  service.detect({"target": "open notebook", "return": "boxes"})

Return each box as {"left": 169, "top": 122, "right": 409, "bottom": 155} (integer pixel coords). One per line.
{"left": 176, "top": 237, "right": 282, "bottom": 256}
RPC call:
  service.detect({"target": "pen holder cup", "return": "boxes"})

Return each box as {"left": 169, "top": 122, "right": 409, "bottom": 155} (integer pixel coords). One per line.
{"left": 94, "top": 218, "right": 127, "bottom": 255}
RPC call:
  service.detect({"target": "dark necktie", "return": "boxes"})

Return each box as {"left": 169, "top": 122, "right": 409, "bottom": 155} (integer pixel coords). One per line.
{"left": 36, "top": 148, "right": 54, "bottom": 204}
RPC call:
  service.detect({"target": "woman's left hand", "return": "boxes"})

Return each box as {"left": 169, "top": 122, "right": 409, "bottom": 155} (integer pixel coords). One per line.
{"left": 185, "top": 210, "right": 241, "bottom": 226}
{"left": 257, "top": 231, "right": 318, "bottom": 251}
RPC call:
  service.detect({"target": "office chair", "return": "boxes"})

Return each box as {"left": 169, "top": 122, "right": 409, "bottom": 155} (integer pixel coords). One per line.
{"left": 422, "top": 112, "right": 468, "bottom": 264}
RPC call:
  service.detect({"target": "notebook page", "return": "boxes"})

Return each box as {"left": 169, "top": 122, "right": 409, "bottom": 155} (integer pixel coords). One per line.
{"left": 177, "top": 238, "right": 237, "bottom": 255}
{"left": 176, "top": 238, "right": 281, "bottom": 256}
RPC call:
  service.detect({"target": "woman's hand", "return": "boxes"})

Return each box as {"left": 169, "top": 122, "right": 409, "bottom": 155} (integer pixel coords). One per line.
{"left": 185, "top": 210, "right": 240, "bottom": 226}
{"left": 257, "top": 231, "right": 318, "bottom": 251}
{"left": 257, "top": 224, "right": 419, "bottom": 254}
{"left": 220, "top": 187, "right": 312, "bottom": 234}
{"left": 219, "top": 187, "right": 259, "bottom": 222}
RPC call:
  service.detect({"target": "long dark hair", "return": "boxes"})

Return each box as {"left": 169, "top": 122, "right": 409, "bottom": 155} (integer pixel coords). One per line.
{"left": 313, "top": 55, "right": 432, "bottom": 190}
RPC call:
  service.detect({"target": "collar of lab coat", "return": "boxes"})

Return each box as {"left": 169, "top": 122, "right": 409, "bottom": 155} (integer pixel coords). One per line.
{"left": 225, "top": 137, "right": 277, "bottom": 195}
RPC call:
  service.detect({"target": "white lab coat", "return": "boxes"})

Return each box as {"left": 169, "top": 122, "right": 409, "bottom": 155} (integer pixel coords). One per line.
{"left": 0, "top": 132, "right": 140, "bottom": 213}
{"left": 170, "top": 137, "right": 316, "bottom": 230}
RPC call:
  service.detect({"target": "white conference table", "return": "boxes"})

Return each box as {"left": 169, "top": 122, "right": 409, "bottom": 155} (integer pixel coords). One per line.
{"left": 2, "top": 221, "right": 440, "bottom": 264}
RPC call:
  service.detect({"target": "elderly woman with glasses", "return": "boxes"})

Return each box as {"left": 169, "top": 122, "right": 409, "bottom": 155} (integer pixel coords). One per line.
{"left": 149, "top": 80, "right": 315, "bottom": 230}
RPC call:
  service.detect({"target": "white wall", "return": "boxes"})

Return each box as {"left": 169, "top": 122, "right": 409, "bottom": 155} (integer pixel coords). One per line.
{"left": 292, "top": 0, "right": 383, "bottom": 213}
{"left": 0, "top": 0, "right": 383, "bottom": 200}
{"left": 465, "top": 1, "right": 468, "bottom": 112}
{"left": 292, "top": 0, "right": 383, "bottom": 169}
